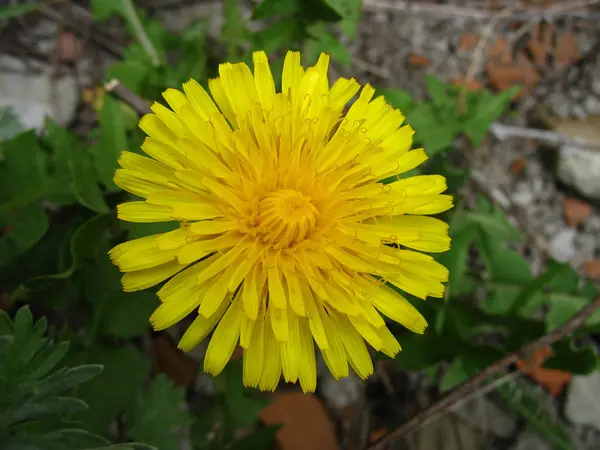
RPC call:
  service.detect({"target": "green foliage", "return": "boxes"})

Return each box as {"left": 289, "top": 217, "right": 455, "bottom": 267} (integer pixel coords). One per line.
{"left": 1, "top": 1, "right": 598, "bottom": 449}
{"left": 495, "top": 378, "right": 576, "bottom": 450}
{"left": 124, "top": 375, "right": 194, "bottom": 450}
{"left": 380, "top": 80, "right": 519, "bottom": 155}
{"left": 0, "top": 306, "right": 107, "bottom": 449}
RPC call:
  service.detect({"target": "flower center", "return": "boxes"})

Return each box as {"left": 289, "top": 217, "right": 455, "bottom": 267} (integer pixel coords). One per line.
{"left": 253, "top": 189, "right": 319, "bottom": 248}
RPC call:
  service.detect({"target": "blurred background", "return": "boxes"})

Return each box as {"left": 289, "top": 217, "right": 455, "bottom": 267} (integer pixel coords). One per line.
{"left": 1, "top": 0, "right": 600, "bottom": 449}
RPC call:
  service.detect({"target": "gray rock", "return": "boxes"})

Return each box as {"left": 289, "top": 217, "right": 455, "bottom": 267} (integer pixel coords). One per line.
{"left": 453, "top": 396, "right": 517, "bottom": 438}
{"left": 548, "top": 228, "right": 577, "bottom": 263}
{"left": 407, "top": 414, "right": 483, "bottom": 450}
{"left": 557, "top": 145, "right": 600, "bottom": 199}
{"left": 317, "top": 355, "right": 365, "bottom": 410}
{"left": 566, "top": 372, "right": 600, "bottom": 431}
{"left": 0, "top": 71, "right": 77, "bottom": 131}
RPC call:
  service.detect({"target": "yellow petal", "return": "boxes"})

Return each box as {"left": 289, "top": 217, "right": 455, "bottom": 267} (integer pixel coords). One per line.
{"left": 204, "top": 298, "right": 242, "bottom": 375}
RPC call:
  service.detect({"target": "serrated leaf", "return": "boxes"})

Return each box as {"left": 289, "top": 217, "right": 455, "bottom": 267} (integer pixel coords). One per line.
{"left": 92, "top": 96, "right": 128, "bottom": 191}
{"left": 125, "top": 374, "right": 194, "bottom": 450}
{"left": 77, "top": 345, "right": 150, "bottom": 433}
{"left": 406, "top": 103, "right": 458, "bottom": 155}
{"left": 11, "top": 397, "right": 89, "bottom": 423}
{"left": 24, "top": 341, "right": 70, "bottom": 382}
{"left": 35, "top": 365, "right": 104, "bottom": 399}
{"left": 464, "top": 87, "right": 519, "bottom": 146}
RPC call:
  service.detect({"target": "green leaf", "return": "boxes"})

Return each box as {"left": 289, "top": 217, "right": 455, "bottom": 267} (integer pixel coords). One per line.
{"left": 436, "top": 221, "right": 477, "bottom": 298}
{"left": 222, "top": 0, "right": 248, "bottom": 61}
{"left": 406, "top": 103, "right": 458, "bottom": 155}
{"left": 377, "top": 88, "right": 415, "bottom": 112}
{"left": 464, "top": 87, "right": 519, "bottom": 146}
{"left": 320, "top": 0, "right": 360, "bottom": 38}
{"left": 0, "top": 1, "right": 48, "bottom": 20}
{"left": 11, "top": 397, "right": 89, "bottom": 423}
{"left": 0, "top": 203, "right": 49, "bottom": 267}
{"left": 219, "top": 360, "right": 269, "bottom": 431}
{"left": 476, "top": 231, "right": 532, "bottom": 285}
{"left": 425, "top": 73, "right": 447, "bottom": 101}
{"left": 106, "top": 61, "right": 150, "bottom": 96}
{"left": 545, "top": 292, "right": 600, "bottom": 332}
{"left": 545, "top": 339, "right": 598, "bottom": 374}
{"left": 189, "top": 400, "right": 224, "bottom": 450}
{"left": 251, "top": 18, "right": 303, "bottom": 56}
{"left": 495, "top": 379, "right": 576, "bottom": 450}
{"left": 305, "top": 22, "right": 351, "bottom": 68}
{"left": 44, "top": 121, "right": 108, "bottom": 213}
{"left": 453, "top": 196, "right": 523, "bottom": 241}
{"left": 12, "top": 213, "right": 114, "bottom": 297}
{"left": 77, "top": 345, "right": 150, "bottom": 433}
{"left": 252, "top": 0, "right": 301, "bottom": 19}
{"left": 35, "top": 365, "right": 104, "bottom": 399}
{"left": 125, "top": 374, "right": 194, "bottom": 450}
{"left": 90, "top": 0, "right": 124, "bottom": 21}
{"left": 0, "top": 106, "right": 24, "bottom": 141}
{"left": 0, "top": 131, "right": 50, "bottom": 212}
{"left": 92, "top": 96, "right": 128, "bottom": 191}
{"left": 84, "top": 256, "right": 158, "bottom": 340}
{"left": 394, "top": 328, "right": 446, "bottom": 370}
{"left": 439, "top": 358, "right": 469, "bottom": 392}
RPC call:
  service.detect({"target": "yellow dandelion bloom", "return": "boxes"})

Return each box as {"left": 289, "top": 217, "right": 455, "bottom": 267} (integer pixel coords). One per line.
{"left": 109, "top": 51, "right": 452, "bottom": 393}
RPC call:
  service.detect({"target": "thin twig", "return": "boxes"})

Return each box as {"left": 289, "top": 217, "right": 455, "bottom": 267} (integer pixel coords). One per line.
{"left": 365, "top": 296, "right": 600, "bottom": 450}
{"left": 459, "top": 7, "right": 513, "bottom": 114}
{"left": 104, "top": 79, "right": 151, "bottom": 115}
{"left": 489, "top": 123, "right": 600, "bottom": 151}
{"left": 362, "top": 0, "right": 600, "bottom": 20}
{"left": 120, "top": 0, "right": 162, "bottom": 66}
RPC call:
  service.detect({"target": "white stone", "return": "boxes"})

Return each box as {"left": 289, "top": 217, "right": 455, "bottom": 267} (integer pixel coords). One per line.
{"left": 549, "top": 228, "right": 577, "bottom": 263}
{"left": 557, "top": 145, "right": 600, "bottom": 200}
{"left": 0, "top": 72, "right": 77, "bottom": 131}
{"left": 566, "top": 372, "right": 600, "bottom": 431}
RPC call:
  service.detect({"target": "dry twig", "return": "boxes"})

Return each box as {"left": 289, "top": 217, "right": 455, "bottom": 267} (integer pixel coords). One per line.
{"left": 104, "top": 79, "right": 151, "bottom": 115}
{"left": 365, "top": 296, "right": 600, "bottom": 450}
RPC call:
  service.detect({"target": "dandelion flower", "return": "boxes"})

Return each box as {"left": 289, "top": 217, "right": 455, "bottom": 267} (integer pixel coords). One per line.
{"left": 109, "top": 51, "right": 452, "bottom": 393}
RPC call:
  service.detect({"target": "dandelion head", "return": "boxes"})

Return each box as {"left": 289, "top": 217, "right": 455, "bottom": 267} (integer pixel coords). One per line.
{"left": 109, "top": 51, "right": 453, "bottom": 393}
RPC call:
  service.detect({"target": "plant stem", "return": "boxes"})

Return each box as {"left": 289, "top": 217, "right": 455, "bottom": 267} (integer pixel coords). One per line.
{"left": 120, "top": 0, "right": 161, "bottom": 67}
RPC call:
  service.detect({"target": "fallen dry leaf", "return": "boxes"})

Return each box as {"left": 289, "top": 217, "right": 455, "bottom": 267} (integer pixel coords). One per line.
{"left": 458, "top": 33, "right": 479, "bottom": 52}
{"left": 407, "top": 52, "right": 431, "bottom": 68}
{"left": 260, "top": 392, "right": 339, "bottom": 450}
{"left": 510, "top": 156, "right": 527, "bottom": 176}
{"left": 583, "top": 259, "right": 600, "bottom": 279}
{"left": 451, "top": 78, "right": 484, "bottom": 91}
{"left": 486, "top": 64, "right": 540, "bottom": 96}
{"left": 527, "top": 23, "right": 555, "bottom": 66}
{"left": 563, "top": 197, "right": 592, "bottom": 226}
{"left": 516, "top": 346, "right": 572, "bottom": 397}
{"left": 368, "top": 428, "right": 388, "bottom": 443}
{"left": 555, "top": 32, "right": 581, "bottom": 68}
{"left": 152, "top": 334, "right": 198, "bottom": 388}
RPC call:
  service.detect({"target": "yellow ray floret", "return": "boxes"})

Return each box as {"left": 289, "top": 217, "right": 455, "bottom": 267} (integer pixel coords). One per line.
{"left": 110, "top": 50, "right": 453, "bottom": 393}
